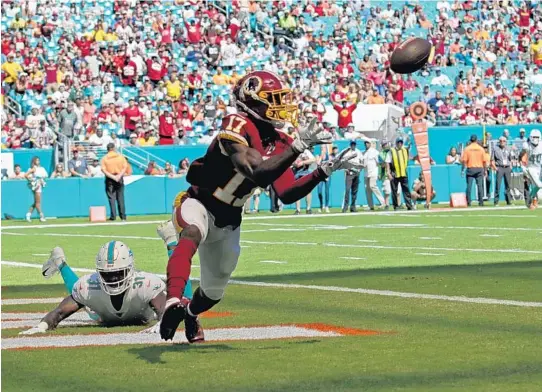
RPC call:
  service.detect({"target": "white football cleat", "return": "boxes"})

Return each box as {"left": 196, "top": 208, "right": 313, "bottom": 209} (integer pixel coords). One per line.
{"left": 42, "top": 247, "right": 66, "bottom": 279}
{"left": 26, "top": 213, "right": 31, "bottom": 223}
{"left": 156, "top": 220, "right": 177, "bottom": 245}
{"left": 39, "top": 214, "right": 46, "bottom": 222}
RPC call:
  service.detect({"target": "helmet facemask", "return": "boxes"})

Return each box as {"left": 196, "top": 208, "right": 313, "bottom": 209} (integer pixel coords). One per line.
{"left": 236, "top": 75, "right": 299, "bottom": 128}
{"left": 97, "top": 265, "right": 134, "bottom": 296}
{"left": 260, "top": 88, "right": 299, "bottom": 127}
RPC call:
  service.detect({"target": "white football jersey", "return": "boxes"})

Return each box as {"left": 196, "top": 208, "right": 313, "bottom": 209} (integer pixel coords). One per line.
{"left": 527, "top": 143, "right": 542, "bottom": 171}
{"left": 71, "top": 271, "right": 165, "bottom": 325}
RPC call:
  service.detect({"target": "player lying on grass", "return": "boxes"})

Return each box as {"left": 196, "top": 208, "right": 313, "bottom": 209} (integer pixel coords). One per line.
{"left": 20, "top": 241, "right": 203, "bottom": 342}
{"left": 160, "top": 70, "right": 363, "bottom": 341}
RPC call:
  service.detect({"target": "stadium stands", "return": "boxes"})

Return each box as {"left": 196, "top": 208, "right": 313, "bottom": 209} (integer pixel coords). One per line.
{"left": 2, "top": 0, "right": 542, "bottom": 154}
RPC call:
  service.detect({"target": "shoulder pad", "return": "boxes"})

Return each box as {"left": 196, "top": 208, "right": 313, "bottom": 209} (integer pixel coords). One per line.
{"left": 217, "top": 114, "right": 252, "bottom": 147}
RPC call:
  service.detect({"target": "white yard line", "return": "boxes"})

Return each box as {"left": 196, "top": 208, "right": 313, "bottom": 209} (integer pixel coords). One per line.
{"left": 239, "top": 240, "right": 542, "bottom": 255}
{"left": 2, "top": 232, "right": 160, "bottom": 241}
{"left": 1, "top": 325, "right": 340, "bottom": 349}
{"left": 31, "top": 254, "right": 49, "bottom": 256}
{"left": 0, "top": 205, "right": 528, "bottom": 230}
{"left": 2, "top": 297, "right": 66, "bottom": 305}
{"left": 357, "top": 239, "right": 378, "bottom": 243}
{"left": 2, "top": 261, "right": 541, "bottom": 308}
{"left": 415, "top": 253, "right": 444, "bottom": 256}
{"left": 480, "top": 234, "right": 502, "bottom": 237}
{"left": 260, "top": 260, "right": 287, "bottom": 264}
{"left": 322, "top": 242, "right": 542, "bottom": 255}
{"left": 419, "top": 237, "right": 442, "bottom": 240}
{"left": 339, "top": 257, "right": 367, "bottom": 260}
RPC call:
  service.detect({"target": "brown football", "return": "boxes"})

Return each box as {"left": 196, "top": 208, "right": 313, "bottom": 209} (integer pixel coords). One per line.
{"left": 390, "top": 38, "right": 433, "bottom": 74}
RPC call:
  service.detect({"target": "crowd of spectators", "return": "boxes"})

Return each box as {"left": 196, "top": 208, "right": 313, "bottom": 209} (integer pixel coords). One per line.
{"left": 2, "top": 0, "right": 542, "bottom": 155}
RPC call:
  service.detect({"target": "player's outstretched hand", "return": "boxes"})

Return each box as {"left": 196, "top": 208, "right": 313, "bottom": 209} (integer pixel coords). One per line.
{"left": 320, "top": 149, "right": 364, "bottom": 176}
{"left": 292, "top": 117, "right": 333, "bottom": 153}
{"left": 19, "top": 322, "right": 48, "bottom": 335}
{"left": 140, "top": 322, "right": 160, "bottom": 334}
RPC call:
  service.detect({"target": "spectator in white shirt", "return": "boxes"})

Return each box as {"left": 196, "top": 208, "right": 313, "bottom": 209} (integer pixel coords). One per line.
{"left": 362, "top": 139, "right": 385, "bottom": 210}
{"left": 88, "top": 129, "right": 113, "bottom": 149}
{"left": 430, "top": 69, "right": 453, "bottom": 86}
{"left": 529, "top": 67, "right": 542, "bottom": 85}
{"left": 323, "top": 41, "right": 339, "bottom": 65}
{"left": 198, "top": 128, "right": 216, "bottom": 144}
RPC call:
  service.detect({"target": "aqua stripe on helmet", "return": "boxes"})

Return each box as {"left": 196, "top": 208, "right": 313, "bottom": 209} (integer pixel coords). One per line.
{"left": 107, "top": 241, "right": 116, "bottom": 265}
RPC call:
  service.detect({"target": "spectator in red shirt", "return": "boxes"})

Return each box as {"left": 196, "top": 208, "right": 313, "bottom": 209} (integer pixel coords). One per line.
{"left": 121, "top": 98, "right": 142, "bottom": 136}
{"left": 388, "top": 75, "right": 404, "bottom": 103}
{"left": 330, "top": 85, "right": 346, "bottom": 105}
{"left": 403, "top": 74, "right": 419, "bottom": 91}
{"left": 187, "top": 68, "right": 203, "bottom": 99}
{"left": 460, "top": 106, "right": 478, "bottom": 125}
{"left": 158, "top": 110, "right": 175, "bottom": 145}
{"left": 336, "top": 56, "right": 354, "bottom": 79}
{"left": 186, "top": 19, "right": 202, "bottom": 44}
{"left": 518, "top": 5, "right": 531, "bottom": 28}
{"left": 146, "top": 55, "right": 164, "bottom": 84}
{"left": 120, "top": 57, "right": 137, "bottom": 86}
{"left": 334, "top": 99, "right": 357, "bottom": 130}
{"left": 179, "top": 110, "right": 193, "bottom": 133}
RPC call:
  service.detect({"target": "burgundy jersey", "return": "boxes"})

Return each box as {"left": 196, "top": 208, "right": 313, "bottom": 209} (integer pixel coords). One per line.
{"left": 186, "top": 113, "right": 293, "bottom": 228}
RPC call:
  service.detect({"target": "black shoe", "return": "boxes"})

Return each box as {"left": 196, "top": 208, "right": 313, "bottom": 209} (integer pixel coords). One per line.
{"left": 306, "top": 209, "right": 312, "bottom": 214}
{"left": 160, "top": 298, "right": 186, "bottom": 341}
{"left": 108, "top": 217, "right": 116, "bottom": 221}
{"left": 350, "top": 207, "right": 357, "bottom": 212}
{"left": 294, "top": 210, "right": 300, "bottom": 215}
{"left": 181, "top": 298, "right": 205, "bottom": 343}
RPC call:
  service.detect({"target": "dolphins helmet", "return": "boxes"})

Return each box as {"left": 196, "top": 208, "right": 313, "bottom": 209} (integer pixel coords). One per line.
{"left": 95, "top": 241, "right": 135, "bottom": 295}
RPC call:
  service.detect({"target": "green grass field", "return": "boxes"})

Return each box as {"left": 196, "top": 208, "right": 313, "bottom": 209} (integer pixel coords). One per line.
{"left": 2, "top": 207, "right": 542, "bottom": 392}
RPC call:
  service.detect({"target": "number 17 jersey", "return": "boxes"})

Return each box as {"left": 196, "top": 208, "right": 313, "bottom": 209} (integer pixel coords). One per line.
{"left": 186, "top": 113, "right": 293, "bottom": 228}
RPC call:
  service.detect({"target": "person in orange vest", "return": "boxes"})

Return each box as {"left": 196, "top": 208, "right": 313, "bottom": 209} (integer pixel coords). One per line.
{"left": 461, "top": 135, "right": 489, "bottom": 206}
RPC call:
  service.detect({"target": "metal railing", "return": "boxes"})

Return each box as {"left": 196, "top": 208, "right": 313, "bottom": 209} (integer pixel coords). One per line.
{"left": 4, "top": 95, "right": 22, "bottom": 118}
{"left": 119, "top": 145, "right": 169, "bottom": 171}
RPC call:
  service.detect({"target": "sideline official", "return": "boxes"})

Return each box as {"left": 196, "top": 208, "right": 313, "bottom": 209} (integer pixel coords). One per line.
{"left": 101, "top": 143, "right": 128, "bottom": 221}
{"left": 461, "top": 135, "right": 489, "bottom": 206}
{"left": 385, "top": 137, "right": 413, "bottom": 210}
{"left": 490, "top": 136, "right": 513, "bottom": 206}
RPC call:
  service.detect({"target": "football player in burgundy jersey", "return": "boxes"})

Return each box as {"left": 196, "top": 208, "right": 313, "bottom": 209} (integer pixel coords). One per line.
{"left": 160, "top": 70, "right": 362, "bottom": 341}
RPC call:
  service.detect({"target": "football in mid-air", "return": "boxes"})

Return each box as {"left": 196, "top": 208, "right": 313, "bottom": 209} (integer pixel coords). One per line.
{"left": 390, "top": 38, "right": 434, "bottom": 74}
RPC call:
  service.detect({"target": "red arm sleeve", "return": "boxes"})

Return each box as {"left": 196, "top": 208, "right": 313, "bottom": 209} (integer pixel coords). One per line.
{"left": 272, "top": 167, "right": 328, "bottom": 205}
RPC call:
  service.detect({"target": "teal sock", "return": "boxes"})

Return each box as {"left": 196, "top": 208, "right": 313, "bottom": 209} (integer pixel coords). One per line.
{"left": 167, "top": 241, "right": 193, "bottom": 300}
{"left": 59, "top": 263, "right": 80, "bottom": 295}
{"left": 184, "top": 278, "right": 193, "bottom": 300}
{"left": 530, "top": 186, "right": 540, "bottom": 200}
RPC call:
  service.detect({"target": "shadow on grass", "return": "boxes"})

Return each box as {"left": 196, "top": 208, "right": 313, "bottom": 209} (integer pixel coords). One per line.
{"left": 127, "top": 344, "right": 237, "bottom": 364}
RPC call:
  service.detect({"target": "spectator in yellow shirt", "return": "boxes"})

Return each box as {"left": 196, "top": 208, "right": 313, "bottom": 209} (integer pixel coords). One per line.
{"left": 10, "top": 14, "right": 26, "bottom": 30}
{"left": 104, "top": 27, "right": 118, "bottom": 41}
{"left": 165, "top": 74, "right": 182, "bottom": 100}
{"left": 531, "top": 36, "right": 542, "bottom": 66}
{"left": 212, "top": 67, "right": 230, "bottom": 85}
{"left": 138, "top": 131, "right": 158, "bottom": 146}
{"left": 1, "top": 53, "right": 23, "bottom": 92}
{"left": 229, "top": 70, "right": 241, "bottom": 85}
{"left": 90, "top": 22, "right": 106, "bottom": 42}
